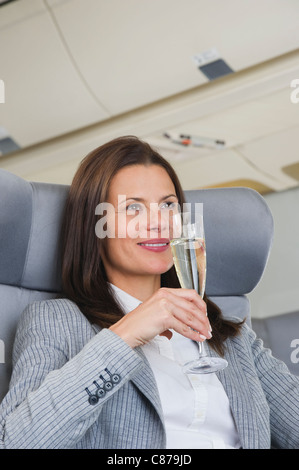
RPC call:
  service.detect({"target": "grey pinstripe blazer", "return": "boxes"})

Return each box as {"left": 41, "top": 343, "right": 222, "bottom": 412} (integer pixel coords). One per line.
{"left": 1, "top": 298, "right": 299, "bottom": 449}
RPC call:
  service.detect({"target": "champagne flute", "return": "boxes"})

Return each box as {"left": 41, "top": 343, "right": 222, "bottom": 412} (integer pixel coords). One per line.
{"left": 170, "top": 208, "right": 228, "bottom": 374}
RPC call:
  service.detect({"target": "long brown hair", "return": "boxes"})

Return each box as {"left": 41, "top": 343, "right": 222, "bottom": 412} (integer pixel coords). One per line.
{"left": 60, "top": 136, "right": 243, "bottom": 356}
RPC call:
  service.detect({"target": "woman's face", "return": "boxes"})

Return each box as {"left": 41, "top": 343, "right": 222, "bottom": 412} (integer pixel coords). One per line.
{"left": 101, "top": 164, "right": 179, "bottom": 289}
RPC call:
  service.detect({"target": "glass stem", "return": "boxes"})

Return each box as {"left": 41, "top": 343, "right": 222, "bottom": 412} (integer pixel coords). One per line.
{"left": 198, "top": 340, "right": 207, "bottom": 358}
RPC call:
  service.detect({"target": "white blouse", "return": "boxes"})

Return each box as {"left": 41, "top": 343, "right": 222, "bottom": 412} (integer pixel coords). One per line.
{"left": 110, "top": 284, "right": 241, "bottom": 449}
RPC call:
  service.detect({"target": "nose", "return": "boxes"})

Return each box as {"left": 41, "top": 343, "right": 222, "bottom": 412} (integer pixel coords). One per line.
{"left": 146, "top": 204, "right": 170, "bottom": 236}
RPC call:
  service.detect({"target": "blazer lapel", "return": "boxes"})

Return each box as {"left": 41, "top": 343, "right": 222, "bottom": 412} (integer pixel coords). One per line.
{"left": 134, "top": 341, "right": 262, "bottom": 449}
{"left": 132, "top": 346, "right": 165, "bottom": 426}
{"left": 206, "top": 339, "right": 263, "bottom": 449}
{"left": 126, "top": 334, "right": 265, "bottom": 449}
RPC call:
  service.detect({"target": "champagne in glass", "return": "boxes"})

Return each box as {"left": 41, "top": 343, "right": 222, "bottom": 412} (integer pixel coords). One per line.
{"left": 170, "top": 210, "right": 228, "bottom": 374}
{"left": 171, "top": 237, "right": 206, "bottom": 297}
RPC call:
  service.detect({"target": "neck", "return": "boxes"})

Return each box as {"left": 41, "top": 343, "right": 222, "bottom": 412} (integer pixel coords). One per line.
{"left": 109, "top": 274, "right": 161, "bottom": 301}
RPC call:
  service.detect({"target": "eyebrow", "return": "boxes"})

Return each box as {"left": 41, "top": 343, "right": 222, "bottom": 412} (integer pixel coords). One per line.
{"left": 118, "top": 194, "right": 178, "bottom": 204}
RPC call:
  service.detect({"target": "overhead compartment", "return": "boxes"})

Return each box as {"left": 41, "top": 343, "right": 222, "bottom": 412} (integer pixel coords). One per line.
{"left": 0, "top": 0, "right": 109, "bottom": 150}
{"left": 1, "top": 0, "right": 299, "bottom": 193}
{"left": 238, "top": 126, "right": 299, "bottom": 188}
{"left": 2, "top": 0, "right": 299, "bottom": 152}
{"left": 169, "top": 148, "right": 283, "bottom": 193}
{"left": 46, "top": 0, "right": 299, "bottom": 114}
{"left": 145, "top": 52, "right": 299, "bottom": 193}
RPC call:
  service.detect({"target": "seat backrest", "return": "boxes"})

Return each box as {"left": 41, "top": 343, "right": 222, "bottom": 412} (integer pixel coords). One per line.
{"left": 0, "top": 169, "right": 274, "bottom": 402}
{"left": 0, "top": 169, "right": 69, "bottom": 401}
{"left": 185, "top": 188, "right": 274, "bottom": 324}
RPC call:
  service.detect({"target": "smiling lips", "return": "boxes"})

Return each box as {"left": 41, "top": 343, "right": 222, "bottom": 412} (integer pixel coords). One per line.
{"left": 137, "top": 238, "right": 170, "bottom": 252}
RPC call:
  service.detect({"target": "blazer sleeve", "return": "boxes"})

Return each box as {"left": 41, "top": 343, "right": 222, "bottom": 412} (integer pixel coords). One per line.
{"left": 0, "top": 301, "right": 144, "bottom": 449}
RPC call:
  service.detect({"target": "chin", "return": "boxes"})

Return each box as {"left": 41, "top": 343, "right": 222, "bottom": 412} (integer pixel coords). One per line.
{"left": 146, "top": 261, "right": 173, "bottom": 275}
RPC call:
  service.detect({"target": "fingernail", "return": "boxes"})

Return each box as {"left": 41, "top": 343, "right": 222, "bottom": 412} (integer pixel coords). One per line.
{"left": 199, "top": 334, "right": 207, "bottom": 340}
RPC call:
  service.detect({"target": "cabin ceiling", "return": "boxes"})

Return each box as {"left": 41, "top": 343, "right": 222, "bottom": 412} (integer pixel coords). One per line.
{"left": 0, "top": 0, "right": 299, "bottom": 193}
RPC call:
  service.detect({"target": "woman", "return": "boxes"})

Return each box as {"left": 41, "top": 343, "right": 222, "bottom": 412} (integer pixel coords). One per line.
{"left": 1, "top": 136, "right": 299, "bottom": 449}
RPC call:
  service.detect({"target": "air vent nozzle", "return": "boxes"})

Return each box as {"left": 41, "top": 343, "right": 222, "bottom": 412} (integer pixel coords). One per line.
{"left": 199, "top": 59, "right": 234, "bottom": 81}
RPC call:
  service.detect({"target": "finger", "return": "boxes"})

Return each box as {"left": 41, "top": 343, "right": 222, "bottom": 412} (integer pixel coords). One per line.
{"left": 159, "top": 289, "right": 211, "bottom": 334}
{"left": 170, "top": 315, "right": 208, "bottom": 343}
{"left": 170, "top": 302, "right": 212, "bottom": 340}
{"left": 167, "top": 296, "right": 211, "bottom": 337}
{"left": 161, "top": 287, "right": 207, "bottom": 313}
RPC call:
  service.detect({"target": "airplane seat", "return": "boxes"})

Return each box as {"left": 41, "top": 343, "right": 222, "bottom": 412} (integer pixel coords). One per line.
{"left": 185, "top": 188, "right": 273, "bottom": 326}
{"left": 0, "top": 169, "right": 68, "bottom": 402}
{"left": 0, "top": 169, "right": 274, "bottom": 402}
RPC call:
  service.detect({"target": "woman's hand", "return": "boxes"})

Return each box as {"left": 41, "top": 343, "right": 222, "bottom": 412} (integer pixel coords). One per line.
{"left": 109, "top": 288, "right": 212, "bottom": 348}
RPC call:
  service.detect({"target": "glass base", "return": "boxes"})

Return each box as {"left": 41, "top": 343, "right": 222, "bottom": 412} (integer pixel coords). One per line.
{"left": 182, "top": 357, "right": 228, "bottom": 374}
